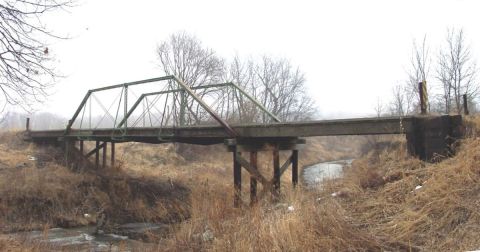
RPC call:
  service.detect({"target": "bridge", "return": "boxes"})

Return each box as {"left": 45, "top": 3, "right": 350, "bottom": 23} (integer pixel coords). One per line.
{"left": 25, "top": 75, "right": 465, "bottom": 206}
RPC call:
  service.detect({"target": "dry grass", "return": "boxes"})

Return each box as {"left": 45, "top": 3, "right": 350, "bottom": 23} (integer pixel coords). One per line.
{"left": 5, "top": 119, "right": 480, "bottom": 251}
{"left": 332, "top": 118, "right": 480, "bottom": 251}
{"left": 0, "top": 132, "right": 190, "bottom": 235}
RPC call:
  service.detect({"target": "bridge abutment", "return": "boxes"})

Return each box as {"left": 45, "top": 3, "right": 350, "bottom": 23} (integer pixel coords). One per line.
{"left": 406, "top": 115, "right": 464, "bottom": 161}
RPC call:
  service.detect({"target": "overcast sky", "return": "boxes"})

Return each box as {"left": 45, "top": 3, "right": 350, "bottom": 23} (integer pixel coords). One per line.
{"left": 37, "top": 0, "right": 480, "bottom": 119}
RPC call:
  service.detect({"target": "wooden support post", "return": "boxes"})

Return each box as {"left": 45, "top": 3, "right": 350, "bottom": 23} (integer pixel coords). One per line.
{"left": 463, "top": 94, "right": 469, "bottom": 115}
{"left": 250, "top": 151, "right": 258, "bottom": 205}
{"left": 111, "top": 142, "right": 115, "bottom": 167}
{"left": 102, "top": 142, "right": 107, "bottom": 169}
{"left": 95, "top": 141, "right": 100, "bottom": 169}
{"left": 419, "top": 81, "right": 428, "bottom": 115}
{"left": 292, "top": 150, "right": 298, "bottom": 187}
{"left": 272, "top": 148, "right": 280, "bottom": 200}
{"left": 233, "top": 150, "right": 242, "bottom": 207}
{"left": 25, "top": 118, "right": 30, "bottom": 131}
{"left": 64, "top": 140, "right": 69, "bottom": 167}
{"left": 79, "top": 140, "right": 84, "bottom": 155}
{"left": 79, "top": 140, "right": 84, "bottom": 168}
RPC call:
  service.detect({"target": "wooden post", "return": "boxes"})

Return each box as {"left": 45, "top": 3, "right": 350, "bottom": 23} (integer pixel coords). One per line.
{"left": 102, "top": 142, "right": 107, "bottom": 169}
{"left": 79, "top": 140, "right": 84, "bottom": 155}
{"left": 79, "top": 140, "right": 84, "bottom": 168}
{"left": 292, "top": 150, "right": 299, "bottom": 187}
{"left": 111, "top": 142, "right": 115, "bottom": 167}
{"left": 419, "top": 81, "right": 428, "bottom": 115}
{"left": 25, "top": 118, "right": 30, "bottom": 131}
{"left": 463, "top": 94, "right": 469, "bottom": 115}
{"left": 64, "top": 139, "right": 69, "bottom": 167}
{"left": 273, "top": 148, "right": 280, "bottom": 200}
{"left": 233, "top": 150, "right": 242, "bottom": 207}
{"left": 250, "top": 151, "right": 258, "bottom": 205}
{"left": 95, "top": 141, "right": 100, "bottom": 169}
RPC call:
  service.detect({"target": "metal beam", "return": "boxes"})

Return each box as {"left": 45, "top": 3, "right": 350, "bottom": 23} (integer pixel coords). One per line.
{"left": 28, "top": 116, "right": 464, "bottom": 146}
{"left": 66, "top": 91, "right": 92, "bottom": 132}
{"left": 90, "top": 76, "right": 174, "bottom": 92}
{"left": 229, "top": 82, "right": 281, "bottom": 122}
{"left": 172, "top": 76, "right": 237, "bottom": 137}
{"left": 116, "top": 83, "right": 233, "bottom": 128}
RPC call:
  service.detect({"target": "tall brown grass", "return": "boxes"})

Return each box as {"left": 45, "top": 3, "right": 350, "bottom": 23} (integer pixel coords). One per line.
{"left": 9, "top": 122, "right": 480, "bottom": 251}
{"left": 332, "top": 117, "right": 480, "bottom": 251}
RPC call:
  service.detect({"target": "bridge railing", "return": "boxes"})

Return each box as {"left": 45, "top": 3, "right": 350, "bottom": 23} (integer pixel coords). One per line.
{"left": 67, "top": 75, "right": 280, "bottom": 137}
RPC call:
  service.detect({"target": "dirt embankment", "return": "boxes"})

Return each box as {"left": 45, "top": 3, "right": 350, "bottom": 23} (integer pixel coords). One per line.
{"left": 0, "top": 132, "right": 190, "bottom": 235}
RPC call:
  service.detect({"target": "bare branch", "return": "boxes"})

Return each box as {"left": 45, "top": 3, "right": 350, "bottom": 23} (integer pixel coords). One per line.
{"left": 0, "top": 0, "right": 73, "bottom": 112}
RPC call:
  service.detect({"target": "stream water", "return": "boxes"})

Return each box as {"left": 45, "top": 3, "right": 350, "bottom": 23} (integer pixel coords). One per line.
{"left": 6, "top": 222, "right": 166, "bottom": 251}
{"left": 302, "top": 159, "right": 353, "bottom": 187}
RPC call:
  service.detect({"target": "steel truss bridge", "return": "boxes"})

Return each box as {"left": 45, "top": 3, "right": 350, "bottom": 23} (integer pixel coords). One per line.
{"left": 25, "top": 75, "right": 464, "bottom": 206}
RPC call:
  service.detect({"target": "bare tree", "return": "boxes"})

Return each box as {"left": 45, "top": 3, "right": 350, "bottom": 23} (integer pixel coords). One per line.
{"left": 0, "top": 0, "right": 72, "bottom": 112}
{"left": 225, "top": 55, "right": 315, "bottom": 121}
{"left": 223, "top": 55, "right": 257, "bottom": 122}
{"left": 373, "top": 97, "right": 384, "bottom": 117}
{"left": 436, "top": 28, "right": 478, "bottom": 113}
{"left": 389, "top": 84, "right": 414, "bottom": 116}
{"left": 253, "top": 56, "right": 315, "bottom": 121}
{"left": 156, "top": 32, "right": 224, "bottom": 125}
{"left": 157, "top": 33, "right": 316, "bottom": 125}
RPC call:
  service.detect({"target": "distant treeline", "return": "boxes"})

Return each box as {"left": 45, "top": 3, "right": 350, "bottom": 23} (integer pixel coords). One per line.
{"left": 0, "top": 112, "right": 67, "bottom": 131}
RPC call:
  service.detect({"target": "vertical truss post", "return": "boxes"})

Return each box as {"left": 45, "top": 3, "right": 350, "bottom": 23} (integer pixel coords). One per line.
{"left": 142, "top": 101, "right": 146, "bottom": 127}
{"left": 292, "top": 150, "right": 299, "bottom": 187}
{"left": 180, "top": 90, "right": 186, "bottom": 126}
{"left": 250, "top": 151, "right": 258, "bottom": 205}
{"left": 102, "top": 142, "right": 107, "bottom": 169}
{"left": 124, "top": 85, "right": 128, "bottom": 132}
{"left": 273, "top": 148, "right": 280, "bottom": 200}
{"left": 95, "top": 141, "right": 100, "bottom": 169}
{"left": 111, "top": 142, "right": 115, "bottom": 167}
{"left": 233, "top": 149, "right": 242, "bottom": 208}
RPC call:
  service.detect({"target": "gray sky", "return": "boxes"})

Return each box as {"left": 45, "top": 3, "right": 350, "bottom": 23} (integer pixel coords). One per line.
{"left": 38, "top": 0, "right": 480, "bottom": 119}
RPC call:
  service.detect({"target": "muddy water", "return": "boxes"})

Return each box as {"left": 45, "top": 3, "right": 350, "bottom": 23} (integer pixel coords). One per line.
{"left": 302, "top": 159, "right": 353, "bottom": 187}
{"left": 9, "top": 223, "right": 166, "bottom": 251}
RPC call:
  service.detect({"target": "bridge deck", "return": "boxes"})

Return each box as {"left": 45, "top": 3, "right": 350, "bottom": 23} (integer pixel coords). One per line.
{"left": 27, "top": 116, "right": 413, "bottom": 145}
